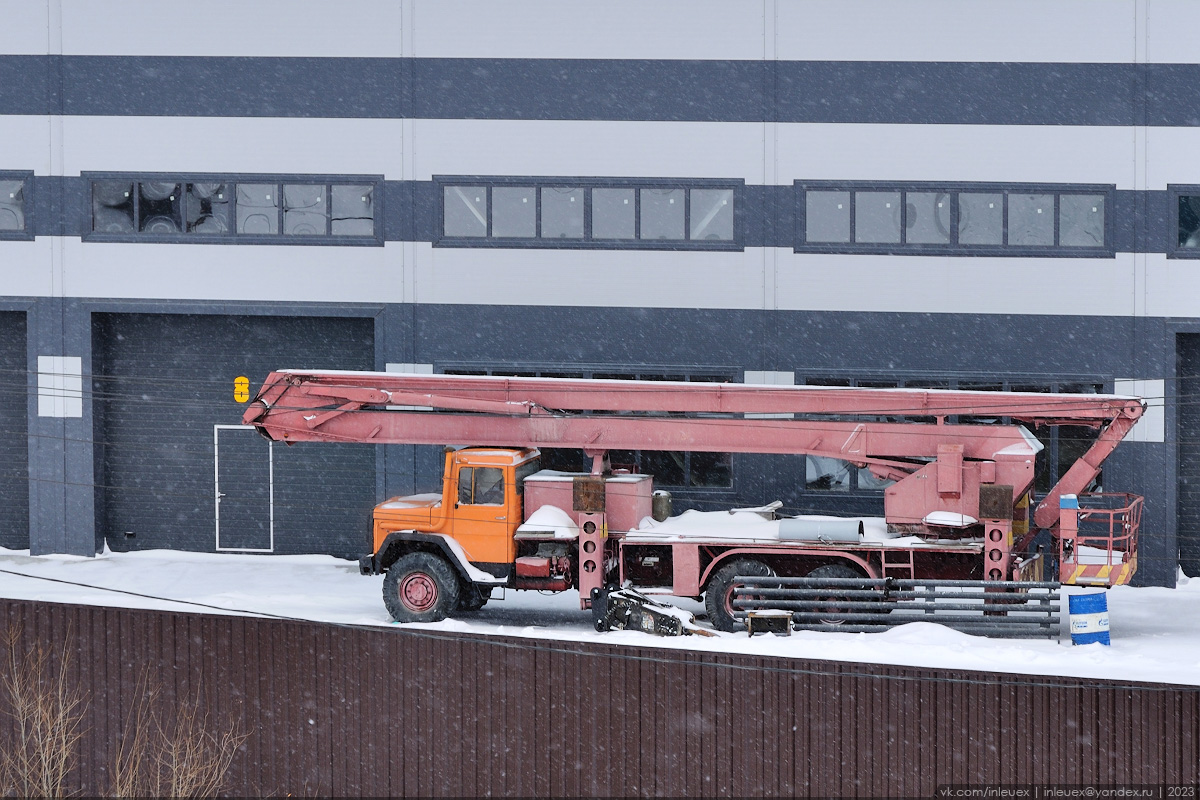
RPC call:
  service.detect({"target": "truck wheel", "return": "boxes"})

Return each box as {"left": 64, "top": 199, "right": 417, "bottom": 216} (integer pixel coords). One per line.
{"left": 382, "top": 552, "right": 461, "bottom": 623}
{"left": 806, "top": 563, "right": 873, "bottom": 624}
{"left": 704, "top": 559, "right": 774, "bottom": 633}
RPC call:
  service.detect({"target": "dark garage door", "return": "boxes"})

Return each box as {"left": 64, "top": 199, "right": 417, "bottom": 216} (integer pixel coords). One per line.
{"left": 92, "top": 313, "right": 375, "bottom": 558}
{"left": 0, "top": 311, "right": 28, "bottom": 550}
{"left": 1179, "top": 334, "right": 1200, "bottom": 577}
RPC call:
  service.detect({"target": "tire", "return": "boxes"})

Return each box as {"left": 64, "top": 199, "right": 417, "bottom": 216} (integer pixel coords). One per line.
{"left": 382, "top": 552, "right": 461, "bottom": 623}
{"left": 458, "top": 585, "right": 491, "bottom": 612}
{"left": 806, "top": 563, "right": 873, "bottom": 625}
{"left": 704, "top": 559, "right": 774, "bottom": 633}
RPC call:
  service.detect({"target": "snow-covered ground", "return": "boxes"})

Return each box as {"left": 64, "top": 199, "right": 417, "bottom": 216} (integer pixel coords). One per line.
{"left": 0, "top": 546, "right": 1197, "bottom": 687}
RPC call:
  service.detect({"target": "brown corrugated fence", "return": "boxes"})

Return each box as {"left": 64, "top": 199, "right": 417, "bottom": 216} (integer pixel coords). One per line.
{"left": 0, "top": 597, "right": 1196, "bottom": 797}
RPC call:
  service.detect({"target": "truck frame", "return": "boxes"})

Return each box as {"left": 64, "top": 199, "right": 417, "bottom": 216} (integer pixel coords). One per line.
{"left": 242, "top": 370, "right": 1145, "bottom": 631}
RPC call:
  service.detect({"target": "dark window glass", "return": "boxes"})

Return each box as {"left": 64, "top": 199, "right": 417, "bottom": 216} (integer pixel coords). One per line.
{"left": 958, "top": 192, "right": 1003, "bottom": 245}
{"left": 492, "top": 187, "right": 536, "bottom": 238}
{"left": 92, "top": 181, "right": 135, "bottom": 233}
{"left": 640, "top": 188, "right": 685, "bottom": 240}
{"left": 689, "top": 188, "right": 733, "bottom": 241}
{"left": 0, "top": 180, "right": 25, "bottom": 231}
{"left": 331, "top": 184, "right": 374, "bottom": 236}
{"left": 805, "top": 191, "right": 850, "bottom": 243}
{"left": 138, "top": 182, "right": 182, "bottom": 234}
{"left": 443, "top": 186, "right": 487, "bottom": 237}
{"left": 592, "top": 188, "right": 635, "bottom": 239}
{"left": 283, "top": 184, "right": 328, "bottom": 236}
{"left": 237, "top": 184, "right": 279, "bottom": 234}
{"left": 540, "top": 187, "right": 584, "bottom": 239}
{"left": 854, "top": 191, "right": 901, "bottom": 243}
{"left": 1008, "top": 193, "right": 1054, "bottom": 246}
{"left": 806, "top": 456, "right": 851, "bottom": 491}
{"left": 690, "top": 451, "right": 732, "bottom": 487}
{"left": 642, "top": 451, "right": 687, "bottom": 487}
{"left": 185, "top": 182, "right": 231, "bottom": 234}
{"left": 1180, "top": 196, "right": 1200, "bottom": 249}
{"left": 1059, "top": 194, "right": 1104, "bottom": 247}
{"left": 905, "top": 191, "right": 951, "bottom": 244}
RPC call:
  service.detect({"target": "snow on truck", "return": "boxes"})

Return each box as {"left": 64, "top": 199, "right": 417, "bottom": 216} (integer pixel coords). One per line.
{"left": 241, "top": 370, "right": 1146, "bottom": 632}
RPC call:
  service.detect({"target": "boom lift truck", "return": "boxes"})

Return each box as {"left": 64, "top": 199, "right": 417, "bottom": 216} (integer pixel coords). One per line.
{"left": 242, "top": 371, "right": 1145, "bottom": 631}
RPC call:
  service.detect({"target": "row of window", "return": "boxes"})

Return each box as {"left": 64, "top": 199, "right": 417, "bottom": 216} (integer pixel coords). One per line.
{"left": 798, "top": 184, "right": 1109, "bottom": 252}
{"left": 90, "top": 179, "right": 376, "bottom": 239}
{"left": 0, "top": 174, "right": 1199, "bottom": 255}
{"left": 440, "top": 181, "right": 738, "bottom": 247}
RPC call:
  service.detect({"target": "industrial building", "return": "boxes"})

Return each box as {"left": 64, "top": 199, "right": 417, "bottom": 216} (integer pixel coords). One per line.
{"left": 1, "top": 1, "right": 1195, "bottom": 584}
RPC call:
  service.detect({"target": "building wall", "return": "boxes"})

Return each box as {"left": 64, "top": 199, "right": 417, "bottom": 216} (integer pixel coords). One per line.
{"left": 0, "top": 1, "right": 1193, "bottom": 584}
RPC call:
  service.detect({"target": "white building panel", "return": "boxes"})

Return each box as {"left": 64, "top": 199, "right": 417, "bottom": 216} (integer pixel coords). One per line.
{"left": 1145, "top": 0, "right": 1200, "bottom": 64}
{"left": 774, "top": 252, "right": 1138, "bottom": 317}
{"left": 1114, "top": 379, "right": 1165, "bottom": 443}
{"left": 409, "top": 0, "right": 767, "bottom": 60}
{"left": 0, "top": 1, "right": 50, "bottom": 55}
{"left": 57, "top": 0, "right": 403, "bottom": 57}
{"left": 1144, "top": 254, "right": 1200, "bottom": 318}
{"left": 36, "top": 356, "right": 82, "bottom": 418}
{"left": 410, "top": 120, "right": 768, "bottom": 182}
{"left": 776, "top": 124, "right": 1137, "bottom": 189}
{"left": 778, "top": 0, "right": 1136, "bottom": 64}
{"left": 60, "top": 240, "right": 404, "bottom": 304}
{"left": 412, "top": 245, "right": 766, "bottom": 309}
{"left": 1146, "top": 128, "right": 1200, "bottom": 190}
{"left": 0, "top": 117, "right": 55, "bottom": 174}
{"left": 59, "top": 117, "right": 405, "bottom": 179}
{"left": 0, "top": 239, "right": 55, "bottom": 296}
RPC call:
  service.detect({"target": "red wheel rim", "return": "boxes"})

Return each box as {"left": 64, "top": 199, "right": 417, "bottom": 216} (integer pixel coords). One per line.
{"left": 398, "top": 573, "right": 438, "bottom": 612}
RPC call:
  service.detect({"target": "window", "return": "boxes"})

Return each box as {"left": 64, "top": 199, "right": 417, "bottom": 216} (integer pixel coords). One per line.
{"left": 1169, "top": 187, "right": 1200, "bottom": 257}
{"left": 88, "top": 175, "right": 379, "bottom": 242}
{"left": 437, "top": 178, "right": 741, "bottom": 249}
{"left": 458, "top": 467, "right": 505, "bottom": 506}
{"left": 441, "top": 366, "right": 735, "bottom": 488}
{"left": 796, "top": 182, "right": 1113, "bottom": 256}
{"left": 0, "top": 174, "right": 29, "bottom": 236}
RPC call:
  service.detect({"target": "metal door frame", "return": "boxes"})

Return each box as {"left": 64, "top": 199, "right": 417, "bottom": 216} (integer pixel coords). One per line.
{"left": 214, "top": 424, "right": 274, "bottom": 553}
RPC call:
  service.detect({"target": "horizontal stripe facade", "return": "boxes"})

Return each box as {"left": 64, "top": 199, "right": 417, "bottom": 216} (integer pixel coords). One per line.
{"left": 1, "top": 56, "right": 1198, "bottom": 125}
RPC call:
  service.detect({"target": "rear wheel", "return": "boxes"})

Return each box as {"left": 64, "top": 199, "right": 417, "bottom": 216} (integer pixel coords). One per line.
{"left": 806, "top": 563, "right": 873, "bottom": 625}
{"left": 704, "top": 559, "right": 774, "bottom": 633}
{"left": 383, "top": 552, "right": 460, "bottom": 623}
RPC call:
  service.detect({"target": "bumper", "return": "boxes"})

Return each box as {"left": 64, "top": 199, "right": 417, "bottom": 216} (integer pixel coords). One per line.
{"left": 359, "top": 554, "right": 379, "bottom": 575}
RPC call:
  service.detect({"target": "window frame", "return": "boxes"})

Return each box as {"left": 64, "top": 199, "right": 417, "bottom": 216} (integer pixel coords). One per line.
{"left": 1167, "top": 185, "right": 1200, "bottom": 259}
{"left": 83, "top": 172, "right": 383, "bottom": 246}
{"left": 435, "top": 176, "right": 744, "bottom": 251}
{"left": 794, "top": 181, "right": 1114, "bottom": 257}
{"left": 0, "top": 171, "right": 34, "bottom": 241}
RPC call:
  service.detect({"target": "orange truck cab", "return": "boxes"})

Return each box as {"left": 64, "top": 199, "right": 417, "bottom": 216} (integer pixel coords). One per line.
{"left": 359, "top": 447, "right": 543, "bottom": 621}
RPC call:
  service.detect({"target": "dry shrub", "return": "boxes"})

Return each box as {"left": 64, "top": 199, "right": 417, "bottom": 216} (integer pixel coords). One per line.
{"left": 109, "top": 671, "right": 246, "bottom": 799}
{"left": 0, "top": 626, "right": 87, "bottom": 798}
{"left": 1, "top": 626, "right": 246, "bottom": 799}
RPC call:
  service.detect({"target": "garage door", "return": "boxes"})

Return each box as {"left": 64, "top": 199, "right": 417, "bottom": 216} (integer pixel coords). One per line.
{"left": 1179, "top": 334, "right": 1200, "bottom": 577}
{"left": 0, "top": 311, "right": 28, "bottom": 550}
{"left": 92, "top": 313, "right": 375, "bottom": 558}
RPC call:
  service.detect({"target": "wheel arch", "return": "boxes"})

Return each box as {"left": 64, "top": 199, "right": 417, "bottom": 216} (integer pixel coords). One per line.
{"left": 377, "top": 531, "right": 473, "bottom": 583}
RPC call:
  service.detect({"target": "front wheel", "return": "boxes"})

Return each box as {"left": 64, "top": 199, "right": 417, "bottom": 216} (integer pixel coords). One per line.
{"left": 704, "top": 559, "right": 774, "bottom": 633}
{"left": 383, "top": 552, "right": 461, "bottom": 623}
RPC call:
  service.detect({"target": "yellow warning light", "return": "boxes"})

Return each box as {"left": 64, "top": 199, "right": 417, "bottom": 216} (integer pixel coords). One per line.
{"left": 234, "top": 376, "right": 250, "bottom": 403}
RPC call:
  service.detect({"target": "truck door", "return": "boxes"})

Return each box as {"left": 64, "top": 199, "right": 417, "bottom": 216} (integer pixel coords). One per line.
{"left": 451, "top": 465, "right": 515, "bottom": 569}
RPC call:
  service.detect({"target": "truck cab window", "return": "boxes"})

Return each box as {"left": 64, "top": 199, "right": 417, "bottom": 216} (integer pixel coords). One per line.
{"left": 459, "top": 466, "right": 505, "bottom": 505}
